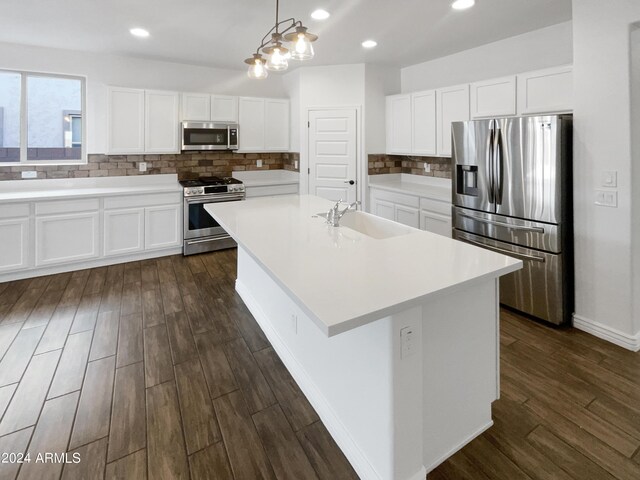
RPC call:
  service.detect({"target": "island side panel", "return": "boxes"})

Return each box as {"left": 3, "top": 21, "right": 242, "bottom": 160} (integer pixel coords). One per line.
{"left": 235, "top": 247, "right": 425, "bottom": 480}
{"left": 421, "top": 278, "right": 499, "bottom": 472}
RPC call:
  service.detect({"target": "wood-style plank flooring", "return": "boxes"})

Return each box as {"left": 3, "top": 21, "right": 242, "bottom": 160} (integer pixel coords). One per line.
{"left": 0, "top": 250, "right": 637, "bottom": 480}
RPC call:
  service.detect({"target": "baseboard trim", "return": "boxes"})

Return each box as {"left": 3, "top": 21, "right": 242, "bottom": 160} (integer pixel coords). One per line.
{"left": 423, "top": 420, "right": 493, "bottom": 474}
{"left": 236, "top": 279, "right": 392, "bottom": 480}
{"left": 573, "top": 314, "right": 640, "bottom": 352}
{"left": 0, "top": 247, "right": 183, "bottom": 283}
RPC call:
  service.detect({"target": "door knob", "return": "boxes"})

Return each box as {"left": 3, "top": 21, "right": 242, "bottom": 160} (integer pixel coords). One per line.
{"left": 344, "top": 180, "right": 355, "bottom": 185}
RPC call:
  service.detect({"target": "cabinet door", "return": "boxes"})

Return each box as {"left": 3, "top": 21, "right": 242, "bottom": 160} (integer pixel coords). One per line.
{"left": 0, "top": 218, "right": 29, "bottom": 272}
{"left": 35, "top": 212, "right": 99, "bottom": 266}
{"left": 265, "top": 99, "right": 290, "bottom": 151}
{"left": 145, "top": 205, "right": 181, "bottom": 250}
{"left": 517, "top": 66, "right": 573, "bottom": 115}
{"left": 412, "top": 90, "right": 437, "bottom": 155}
{"left": 108, "top": 87, "right": 145, "bottom": 154}
{"left": 238, "top": 97, "right": 265, "bottom": 151}
{"left": 104, "top": 208, "right": 145, "bottom": 256}
{"left": 470, "top": 76, "right": 516, "bottom": 118}
{"left": 437, "top": 84, "right": 470, "bottom": 156}
{"left": 211, "top": 95, "right": 238, "bottom": 122}
{"left": 420, "top": 210, "right": 452, "bottom": 237}
{"left": 181, "top": 93, "right": 211, "bottom": 121}
{"left": 145, "top": 90, "right": 180, "bottom": 153}
{"left": 395, "top": 205, "right": 420, "bottom": 228}
{"left": 371, "top": 198, "right": 395, "bottom": 221}
{"left": 386, "top": 94, "right": 412, "bottom": 154}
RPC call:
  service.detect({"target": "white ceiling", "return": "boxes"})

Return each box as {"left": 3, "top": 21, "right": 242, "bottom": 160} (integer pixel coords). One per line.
{"left": 0, "top": 0, "right": 572, "bottom": 71}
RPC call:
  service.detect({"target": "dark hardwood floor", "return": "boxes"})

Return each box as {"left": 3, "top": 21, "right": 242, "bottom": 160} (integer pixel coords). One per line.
{"left": 0, "top": 250, "right": 637, "bottom": 480}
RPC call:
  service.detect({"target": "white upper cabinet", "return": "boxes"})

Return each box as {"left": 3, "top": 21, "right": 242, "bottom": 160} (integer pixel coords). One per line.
{"left": 108, "top": 87, "right": 145, "bottom": 154}
{"left": 181, "top": 94, "right": 238, "bottom": 122}
{"left": 437, "top": 84, "right": 470, "bottom": 156}
{"left": 238, "top": 97, "right": 265, "bottom": 151}
{"left": 238, "top": 97, "right": 289, "bottom": 152}
{"left": 181, "top": 93, "right": 211, "bottom": 121}
{"left": 211, "top": 95, "right": 238, "bottom": 122}
{"left": 109, "top": 87, "right": 179, "bottom": 154}
{"left": 265, "top": 99, "right": 289, "bottom": 151}
{"left": 470, "top": 76, "right": 516, "bottom": 119}
{"left": 145, "top": 90, "right": 180, "bottom": 154}
{"left": 411, "top": 90, "right": 437, "bottom": 155}
{"left": 386, "top": 94, "right": 412, "bottom": 154}
{"left": 517, "top": 65, "right": 573, "bottom": 115}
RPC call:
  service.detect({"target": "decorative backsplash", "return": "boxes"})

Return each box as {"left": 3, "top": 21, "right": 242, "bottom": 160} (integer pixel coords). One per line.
{"left": 368, "top": 154, "right": 452, "bottom": 179}
{"left": 0, "top": 152, "right": 300, "bottom": 181}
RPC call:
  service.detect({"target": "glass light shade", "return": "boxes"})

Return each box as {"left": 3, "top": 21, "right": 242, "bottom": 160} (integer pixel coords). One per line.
{"left": 266, "top": 47, "right": 289, "bottom": 71}
{"left": 247, "top": 58, "right": 268, "bottom": 79}
{"left": 290, "top": 33, "right": 314, "bottom": 60}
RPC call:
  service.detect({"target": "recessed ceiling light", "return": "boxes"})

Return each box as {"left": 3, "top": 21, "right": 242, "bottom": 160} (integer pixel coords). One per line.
{"left": 451, "top": 0, "right": 475, "bottom": 10}
{"left": 361, "top": 40, "right": 377, "bottom": 49}
{"left": 129, "top": 28, "right": 150, "bottom": 38}
{"left": 311, "top": 9, "right": 330, "bottom": 20}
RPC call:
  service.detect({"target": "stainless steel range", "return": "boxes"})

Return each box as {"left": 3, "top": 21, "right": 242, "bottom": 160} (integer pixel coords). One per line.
{"left": 180, "top": 176, "right": 245, "bottom": 255}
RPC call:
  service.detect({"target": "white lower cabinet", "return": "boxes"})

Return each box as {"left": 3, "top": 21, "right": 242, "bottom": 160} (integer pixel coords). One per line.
{"left": 104, "top": 208, "right": 145, "bottom": 256}
{"left": 370, "top": 187, "right": 452, "bottom": 236}
{"left": 36, "top": 211, "right": 100, "bottom": 266}
{"left": 0, "top": 217, "right": 29, "bottom": 272}
{"left": 145, "top": 204, "right": 181, "bottom": 250}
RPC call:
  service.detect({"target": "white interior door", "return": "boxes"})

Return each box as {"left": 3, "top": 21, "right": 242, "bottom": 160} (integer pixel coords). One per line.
{"left": 308, "top": 109, "right": 357, "bottom": 203}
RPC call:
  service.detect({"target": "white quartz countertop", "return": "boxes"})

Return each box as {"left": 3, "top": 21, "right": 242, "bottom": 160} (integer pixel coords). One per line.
{"left": 0, "top": 174, "right": 182, "bottom": 202}
{"left": 206, "top": 195, "right": 521, "bottom": 336}
{"left": 232, "top": 170, "right": 299, "bottom": 187}
{"left": 369, "top": 173, "right": 452, "bottom": 201}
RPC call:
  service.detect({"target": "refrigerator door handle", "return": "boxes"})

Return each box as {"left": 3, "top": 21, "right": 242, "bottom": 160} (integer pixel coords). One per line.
{"left": 487, "top": 124, "right": 495, "bottom": 204}
{"left": 457, "top": 212, "right": 545, "bottom": 233}
{"left": 493, "top": 125, "right": 503, "bottom": 205}
{"left": 457, "top": 234, "right": 546, "bottom": 263}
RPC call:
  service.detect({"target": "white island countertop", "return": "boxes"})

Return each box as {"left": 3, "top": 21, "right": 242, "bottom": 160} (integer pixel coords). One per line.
{"left": 0, "top": 174, "right": 181, "bottom": 203}
{"left": 206, "top": 195, "right": 521, "bottom": 336}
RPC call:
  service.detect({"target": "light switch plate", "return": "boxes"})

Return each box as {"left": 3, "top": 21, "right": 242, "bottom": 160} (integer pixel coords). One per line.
{"left": 139, "top": 162, "right": 147, "bottom": 172}
{"left": 601, "top": 170, "right": 617, "bottom": 187}
{"left": 21, "top": 171, "right": 37, "bottom": 179}
{"left": 424, "top": 163, "right": 431, "bottom": 173}
{"left": 257, "top": 159, "right": 263, "bottom": 168}
{"left": 595, "top": 189, "right": 618, "bottom": 207}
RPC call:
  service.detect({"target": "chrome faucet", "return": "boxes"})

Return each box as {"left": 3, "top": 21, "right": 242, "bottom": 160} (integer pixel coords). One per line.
{"left": 326, "top": 199, "right": 360, "bottom": 227}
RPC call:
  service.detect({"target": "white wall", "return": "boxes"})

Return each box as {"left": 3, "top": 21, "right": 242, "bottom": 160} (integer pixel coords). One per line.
{"left": 632, "top": 23, "right": 640, "bottom": 341}
{"left": 365, "top": 65, "right": 400, "bottom": 154}
{"left": 401, "top": 21, "right": 573, "bottom": 93}
{"left": 0, "top": 41, "right": 286, "bottom": 154}
{"left": 572, "top": 0, "right": 640, "bottom": 348}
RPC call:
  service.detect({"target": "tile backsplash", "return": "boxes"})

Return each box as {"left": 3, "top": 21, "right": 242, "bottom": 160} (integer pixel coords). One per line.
{"left": 368, "top": 154, "right": 452, "bottom": 179}
{"left": 0, "top": 152, "right": 300, "bottom": 181}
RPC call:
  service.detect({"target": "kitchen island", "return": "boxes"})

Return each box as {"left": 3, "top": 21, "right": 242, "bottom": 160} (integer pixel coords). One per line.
{"left": 205, "top": 195, "right": 521, "bottom": 480}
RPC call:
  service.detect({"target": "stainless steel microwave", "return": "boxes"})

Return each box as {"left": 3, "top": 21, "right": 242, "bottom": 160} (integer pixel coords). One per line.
{"left": 181, "top": 121, "right": 238, "bottom": 151}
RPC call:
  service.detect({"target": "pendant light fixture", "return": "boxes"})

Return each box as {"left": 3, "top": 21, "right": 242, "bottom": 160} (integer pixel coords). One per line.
{"left": 244, "top": 0, "right": 318, "bottom": 79}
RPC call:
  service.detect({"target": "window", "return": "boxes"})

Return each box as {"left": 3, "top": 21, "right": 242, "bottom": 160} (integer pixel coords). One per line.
{"left": 0, "top": 70, "right": 86, "bottom": 164}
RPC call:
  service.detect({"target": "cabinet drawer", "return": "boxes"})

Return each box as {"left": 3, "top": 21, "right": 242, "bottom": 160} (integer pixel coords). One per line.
{"left": 370, "top": 188, "right": 419, "bottom": 208}
{"left": 36, "top": 198, "right": 99, "bottom": 215}
{"left": 104, "top": 192, "right": 181, "bottom": 210}
{"left": 419, "top": 197, "right": 452, "bottom": 217}
{"left": 0, "top": 203, "right": 29, "bottom": 219}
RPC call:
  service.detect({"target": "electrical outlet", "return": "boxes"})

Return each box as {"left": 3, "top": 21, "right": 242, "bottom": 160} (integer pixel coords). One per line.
{"left": 294, "top": 160, "right": 298, "bottom": 170}
{"left": 139, "top": 162, "right": 147, "bottom": 172}
{"left": 257, "top": 159, "right": 263, "bottom": 168}
{"left": 601, "top": 170, "right": 617, "bottom": 187}
{"left": 595, "top": 189, "right": 618, "bottom": 207}
{"left": 423, "top": 163, "right": 431, "bottom": 173}
{"left": 21, "top": 171, "right": 37, "bottom": 179}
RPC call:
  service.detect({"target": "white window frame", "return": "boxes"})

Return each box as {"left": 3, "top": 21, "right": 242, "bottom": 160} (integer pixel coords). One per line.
{"left": 0, "top": 69, "right": 87, "bottom": 166}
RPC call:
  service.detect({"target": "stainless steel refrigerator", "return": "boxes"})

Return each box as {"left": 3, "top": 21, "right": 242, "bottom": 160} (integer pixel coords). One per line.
{"left": 451, "top": 115, "right": 573, "bottom": 325}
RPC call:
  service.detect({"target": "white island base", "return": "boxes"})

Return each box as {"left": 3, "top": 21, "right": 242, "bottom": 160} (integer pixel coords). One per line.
{"left": 236, "top": 246, "right": 500, "bottom": 480}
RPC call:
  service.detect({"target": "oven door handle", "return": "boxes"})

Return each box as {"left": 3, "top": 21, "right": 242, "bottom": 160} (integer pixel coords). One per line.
{"left": 186, "top": 193, "right": 245, "bottom": 203}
